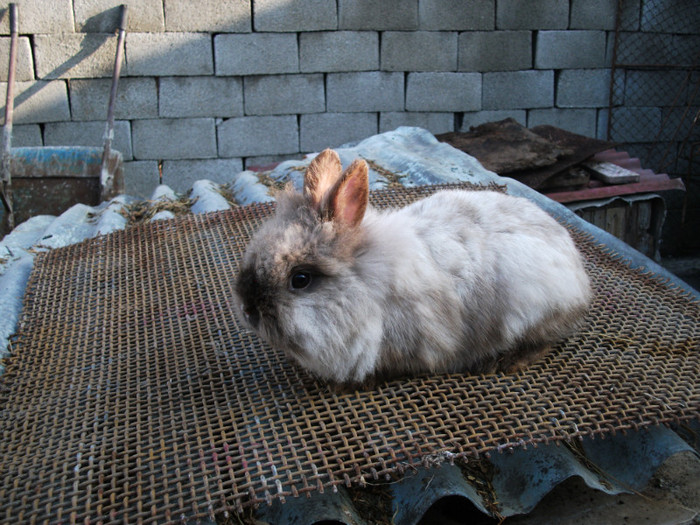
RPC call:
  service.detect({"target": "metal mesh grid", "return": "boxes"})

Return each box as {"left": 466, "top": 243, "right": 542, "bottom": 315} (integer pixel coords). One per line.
{"left": 0, "top": 182, "right": 698, "bottom": 523}
{"left": 608, "top": 0, "right": 700, "bottom": 176}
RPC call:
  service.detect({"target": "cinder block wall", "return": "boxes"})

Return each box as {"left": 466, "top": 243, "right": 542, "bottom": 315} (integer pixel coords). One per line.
{"left": 0, "top": 0, "right": 641, "bottom": 197}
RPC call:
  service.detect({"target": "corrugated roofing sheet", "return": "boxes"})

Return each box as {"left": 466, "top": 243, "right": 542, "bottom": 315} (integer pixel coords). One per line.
{"left": 545, "top": 149, "right": 685, "bottom": 204}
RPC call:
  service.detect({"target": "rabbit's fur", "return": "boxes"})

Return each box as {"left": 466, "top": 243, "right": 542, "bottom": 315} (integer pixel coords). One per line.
{"left": 235, "top": 149, "right": 591, "bottom": 385}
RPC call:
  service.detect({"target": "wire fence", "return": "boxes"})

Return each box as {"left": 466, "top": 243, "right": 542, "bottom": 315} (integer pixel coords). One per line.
{"left": 608, "top": 0, "right": 699, "bottom": 179}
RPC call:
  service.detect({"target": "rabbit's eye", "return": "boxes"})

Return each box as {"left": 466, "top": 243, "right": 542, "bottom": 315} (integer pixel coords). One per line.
{"left": 290, "top": 271, "right": 312, "bottom": 290}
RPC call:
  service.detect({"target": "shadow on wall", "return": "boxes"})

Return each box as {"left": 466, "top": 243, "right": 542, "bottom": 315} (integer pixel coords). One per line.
{"left": 0, "top": 7, "right": 116, "bottom": 126}
{"left": 0, "top": 2, "right": 253, "bottom": 123}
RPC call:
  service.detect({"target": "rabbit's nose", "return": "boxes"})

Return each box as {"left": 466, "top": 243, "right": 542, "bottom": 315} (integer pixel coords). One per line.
{"left": 242, "top": 304, "right": 260, "bottom": 328}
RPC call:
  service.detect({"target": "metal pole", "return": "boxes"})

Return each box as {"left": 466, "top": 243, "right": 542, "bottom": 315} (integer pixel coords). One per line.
{"left": 1, "top": 3, "right": 18, "bottom": 231}
{"left": 100, "top": 4, "right": 127, "bottom": 200}
{"left": 606, "top": 0, "right": 623, "bottom": 143}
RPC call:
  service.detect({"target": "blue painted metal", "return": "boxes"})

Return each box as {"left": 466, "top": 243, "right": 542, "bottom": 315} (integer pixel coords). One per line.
{"left": 0, "top": 146, "right": 124, "bottom": 235}
{"left": 257, "top": 485, "right": 367, "bottom": 525}
{"left": 489, "top": 442, "right": 620, "bottom": 517}
{"left": 490, "top": 425, "right": 696, "bottom": 517}
{"left": 9, "top": 146, "right": 105, "bottom": 177}
{"left": 578, "top": 425, "right": 695, "bottom": 491}
{"left": 256, "top": 426, "right": 698, "bottom": 524}
{"left": 391, "top": 463, "right": 489, "bottom": 525}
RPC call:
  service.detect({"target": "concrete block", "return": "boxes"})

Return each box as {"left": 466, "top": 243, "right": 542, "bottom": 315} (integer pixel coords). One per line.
{"left": 641, "top": 0, "right": 700, "bottom": 33}
{"left": 459, "top": 110, "right": 527, "bottom": 130}
{"left": 34, "top": 34, "right": 123, "bottom": 79}
{"left": 419, "top": 0, "right": 494, "bottom": 30}
{"left": 123, "top": 161, "right": 161, "bottom": 200}
{"left": 557, "top": 69, "right": 611, "bottom": 108}
{"left": 528, "top": 108, "right": 598, "bottom": 138}
{"left": 300, "top": 112, "right": 377, "bottom": 152}
{"left": 692, "top": 72, "right": 700, "bottom": 106}
{"left": 615, "top": 32, "right": 672, "bottom": 65}
{"left": 0, "top": 37, "right": 33, "bottom": 81}
{"left": 673, "top": 34, "right": 700, "bottom": 67}
{"left": 496, "top": 0, "right": 568, "bottom": 29}
{"left": 70, "top": 77, "right": 158, "bottom": 121}
{"left": 0, "top": 80, "right": 70, "bottom": 124}
{"left": 254, "top": 0, "right": 336, "bottom": 31}
{"left": 406, "top": 72, "right": 481, "bottom": 112}
{"left": 381, "top": 31, "right": 457, "bottom": 71}
{"left": 605, "top": 31, "right": 616, "bottom": 68}
{"left": 132, "top": 118, "right": 217, "bottom": 160}
{"left": 74, "top": 0, "right": 164, "bottom": 32}
{"left": 327, "top": 72, "right": 404, "bottom": 112}
{"left": 379, "top": 112, "right": 454, "bottom": 134}
{"left": 458, "top": 31, "right": 531, "bottom": 72}
{"left": 244, "top": 74, "right": 324, "bottom": 116}
{"left": 535, "top": 31, "right": 607, "bottom": 69}
{"left": 570, "top": 0, "right": 617, "bottom": 30}
{"left": 300, "top": 31, "right": 379, "bottom": 73}
{"left": 338, "top": 0, "right": 418, "bottom": 30}
{"left": 608, "top": 107, "right": 661, "bottom": 143}
{"left": 0, "top": 0, "right": 73, "bottom": 34}
{"left": 596, "top": 108, "right": 609, "bottom": 140}
{"left": 245, "top": 154, "right": 303, "bottom": 170}
{"left": 217, "top": 115, "right": 298, "bottom": 157}
{"left": 44, "top": 120, "right": 133, "bottom": 160}
{"left": 659, "top": 106, "right": 700, "bottom": 142}
{"left": 214, "top": 33, "right": 298, "bottom": 76}
{"left": 164, "top": 0, "right": 251, "bottom": 32}
{"left": 624, "top": 70, "right": 690, "bottom": 106}
{"left": 160, "top": 76, "right": 243, "bottom": 118}
{"left": 620, "top": 32, "right": 700, "bottom": 68}
{"left": 618, "top": 0, "right": 641, "bottom": 31}
{"left": 8, "top": 124, "right": 42, "bottom": 147}
{"left": 162, "top": 158, "right": 244, "bottom": 193}
{"left": 482, "top": 70, "right": 554, "bottom": 110}
{"left": 127, "top": 33, "right": 213, "bottom": 76}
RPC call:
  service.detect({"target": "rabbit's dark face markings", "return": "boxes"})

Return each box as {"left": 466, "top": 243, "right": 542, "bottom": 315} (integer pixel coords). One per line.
{"left": 236, "top": 265, "right": 262, "bottom": 328}
{"left": 235, "top": 252, "right": 283, "bottom": 334}
{"left": 234, "top": 194, "right": 359, "bottom": 359}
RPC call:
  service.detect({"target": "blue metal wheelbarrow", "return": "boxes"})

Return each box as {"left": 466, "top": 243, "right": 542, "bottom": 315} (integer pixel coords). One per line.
{"left": 0, "top": 4, "right": 127, "bottom": 235}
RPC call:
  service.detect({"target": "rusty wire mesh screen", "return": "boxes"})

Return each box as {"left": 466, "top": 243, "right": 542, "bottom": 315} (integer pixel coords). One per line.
{"left": 608, "top": 0, "right": 700, "bottom": 176}
{"left": 0, "top": 183, "right": 699, "bottom": 523}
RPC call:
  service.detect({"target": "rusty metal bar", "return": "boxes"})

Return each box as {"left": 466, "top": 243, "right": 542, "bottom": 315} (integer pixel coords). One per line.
{"left": 1, "top": 3, "right": 18, "bottom": 231}
{"left": 606, "top": 0, "right": 624, "bottom": 142}
{"left": 100, "top": 4, "right": 127, "bottom": 201}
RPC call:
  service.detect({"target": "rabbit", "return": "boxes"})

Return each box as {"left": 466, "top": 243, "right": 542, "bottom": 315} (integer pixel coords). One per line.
{"left": 235, "top": 148, "right": 592, "bottom": 386}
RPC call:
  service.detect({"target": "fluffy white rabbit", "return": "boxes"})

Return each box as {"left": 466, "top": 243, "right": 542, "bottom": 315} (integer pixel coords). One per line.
{"left": 235, "top": 149, "right": 591, "bottom": 385}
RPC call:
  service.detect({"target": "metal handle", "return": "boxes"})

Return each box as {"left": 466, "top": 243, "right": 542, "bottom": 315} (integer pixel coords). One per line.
{"left": 1, "top": 3, "right": 19, "bottom": 229}
{"left": 100, "top": 4, "right": 128, "bottom": 200}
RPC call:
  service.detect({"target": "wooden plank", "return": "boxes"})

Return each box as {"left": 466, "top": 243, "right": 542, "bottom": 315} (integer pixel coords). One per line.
{"left": 583, "top": 161, "right": 640, "bottom": 185}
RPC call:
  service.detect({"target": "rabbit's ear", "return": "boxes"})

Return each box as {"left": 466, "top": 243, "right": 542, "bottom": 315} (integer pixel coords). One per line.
{"left": 329, "top": 159, "right": 369, "bottom": 228}
{"left": 304, "top": 149, "right": 342, "bottom": 214}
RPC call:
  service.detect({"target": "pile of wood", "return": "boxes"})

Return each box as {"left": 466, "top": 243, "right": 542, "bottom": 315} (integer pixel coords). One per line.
{"left": 437, "top": 118, "right": 639, "bottom": 193}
